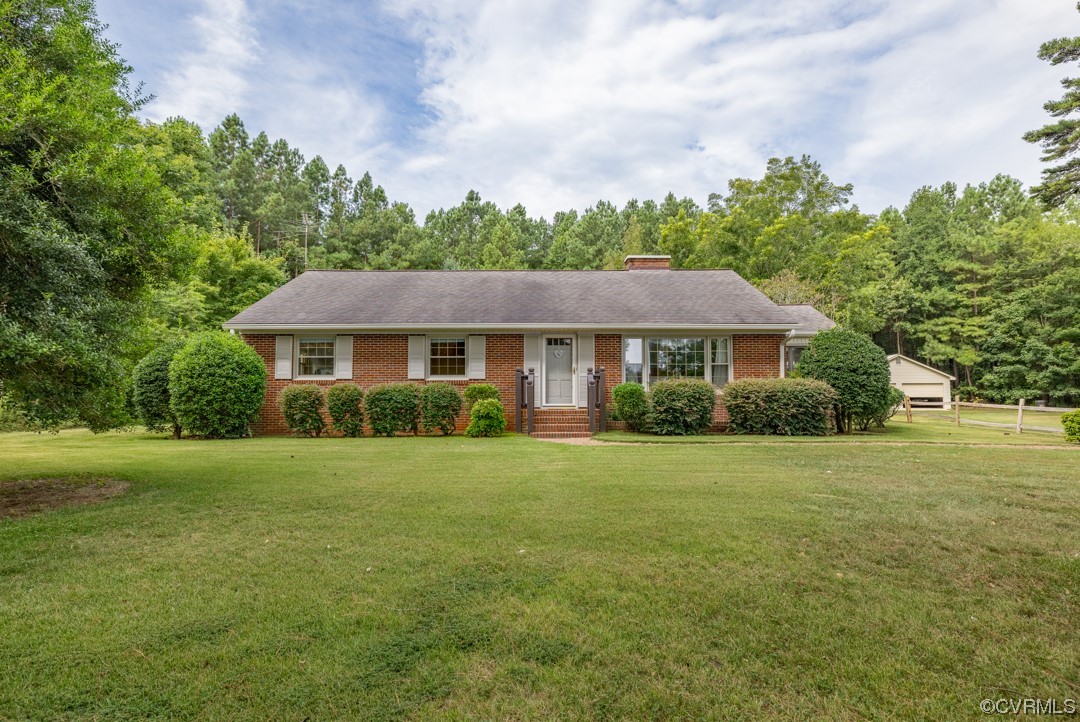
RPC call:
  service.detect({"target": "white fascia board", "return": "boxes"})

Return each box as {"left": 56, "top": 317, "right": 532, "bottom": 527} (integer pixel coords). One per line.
{"left": 223, "top": 323, "right": 798, "bottom": 333}
{"left": 886, "top": 353, "right": 957, "bottom": 380}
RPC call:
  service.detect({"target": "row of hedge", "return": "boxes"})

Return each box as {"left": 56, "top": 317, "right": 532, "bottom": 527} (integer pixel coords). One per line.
{"left": 609, "top": 330, "right": 904, "bottom": 437}
{"left": 280, "top": 381, "right": 505, "bottom": 438}
{"left": 131, "top": 333, "right": 508, "bottom": 439}
{"left": 610, "top": 379, "right": 718, "bottom": 436}
{"left": 611, "top": 375, "right": 903, "bottom": 437}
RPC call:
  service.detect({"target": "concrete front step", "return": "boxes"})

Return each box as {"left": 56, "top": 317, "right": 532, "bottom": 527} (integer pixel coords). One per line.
{"left": 531, "top": 431, "right": 593, "bottom": 439}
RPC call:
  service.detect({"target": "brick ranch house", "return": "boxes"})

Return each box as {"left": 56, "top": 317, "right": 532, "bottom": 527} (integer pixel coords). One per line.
{"left": 224, "top": 255, "right": 811, "bottom": 438}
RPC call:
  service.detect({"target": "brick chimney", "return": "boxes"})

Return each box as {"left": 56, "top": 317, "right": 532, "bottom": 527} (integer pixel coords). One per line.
{"left": 623, "top": 255, "right": 672, "bottom": 271}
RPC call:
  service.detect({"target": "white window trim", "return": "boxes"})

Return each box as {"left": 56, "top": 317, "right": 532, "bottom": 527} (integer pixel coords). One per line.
{"left": 426, "top": 335, "right": 469, "bottom": 380}
{"left": 294, "top": 335, "right": 337, "bottom": 380}
{"left": 626, "top": 335, "right": 733, "bottom": 391}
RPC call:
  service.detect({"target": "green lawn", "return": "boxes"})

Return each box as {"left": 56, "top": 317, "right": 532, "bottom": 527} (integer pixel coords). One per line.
{"left": 1, "top": 430, "right": 1078, "bottom": 720}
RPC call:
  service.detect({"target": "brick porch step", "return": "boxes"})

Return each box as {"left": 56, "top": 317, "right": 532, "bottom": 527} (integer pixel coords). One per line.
{"left": 531, "top": 422, "right": 592, "bottom": 432}
{"left": 530, "top": 431, "right": 593, "bottom": 439}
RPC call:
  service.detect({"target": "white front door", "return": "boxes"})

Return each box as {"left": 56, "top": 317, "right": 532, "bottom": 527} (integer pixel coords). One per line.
{"left": 544, "top": 337, "right": 575, "bottom": 405}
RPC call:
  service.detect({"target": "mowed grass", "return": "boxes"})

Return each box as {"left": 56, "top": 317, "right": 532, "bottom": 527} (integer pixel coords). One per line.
{"left": 1, "top": 431, "right": 1078, "bottom": 720}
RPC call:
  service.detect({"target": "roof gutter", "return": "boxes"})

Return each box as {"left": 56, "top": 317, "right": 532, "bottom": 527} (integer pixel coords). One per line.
{"left": 222, "top": 322, "right": 799, "bottom": 333}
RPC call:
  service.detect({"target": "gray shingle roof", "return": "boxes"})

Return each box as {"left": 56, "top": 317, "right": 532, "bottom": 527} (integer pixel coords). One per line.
{"left": 224, "top": 269, "right": 799, "bottom": 329}
{"left": 780, "top": 304, "right": 836, "bottom": 335}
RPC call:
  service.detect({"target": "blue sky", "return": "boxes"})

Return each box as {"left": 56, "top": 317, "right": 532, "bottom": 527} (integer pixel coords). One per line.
{"left": 96, "top": 0, "right": 1076, "bottom": 218}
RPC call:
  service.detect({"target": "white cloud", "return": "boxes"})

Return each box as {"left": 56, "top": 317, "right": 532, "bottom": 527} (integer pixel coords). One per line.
{"left": 120, "top": 0, "right": 1080, "bottom": 217}
{"left": 146, "top": 0, "right": 259, "bottom": 125}
{"left": 837, "top": 0, "right": 1074, "bottom": 211}
{"left": 374, "top": 0, "right": 1077, "bottom": 216}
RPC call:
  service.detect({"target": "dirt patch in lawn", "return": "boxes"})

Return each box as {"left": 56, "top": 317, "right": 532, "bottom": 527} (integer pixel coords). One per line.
{"left": 0, "top": 477, "right": 130, "bottom": 519}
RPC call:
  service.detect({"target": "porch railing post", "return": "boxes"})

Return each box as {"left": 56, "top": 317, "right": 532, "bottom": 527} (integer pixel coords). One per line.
{"left": 598, "top": 366, "right": 606, "bottom": 432}
{"left": 514, "top": 368, "right": 524, "bottom": 433}
{"left": 526, "top": 368, "right": 535, "bottom": 434}
{"left": 587, "top": 367, "right": 596, "bottom": 433}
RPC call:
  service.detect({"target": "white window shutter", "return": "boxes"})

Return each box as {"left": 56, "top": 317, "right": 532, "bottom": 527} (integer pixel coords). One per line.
{"left": 577, "top": 333, "right": 594, "bottom": 407}
{"left": 274, "top": 335, "right": 293, "bottom": 380}
{"left": 335, "top": 335, "right": 353, "bottom": 379}
{"left": 523, "top": 334, "right": 541, "bottom": 374}
{"left": 408, "top": 335, "right": 426, "bottom": 379}
{"left": 467, "top": 335, "right": 486, "bottom": 379}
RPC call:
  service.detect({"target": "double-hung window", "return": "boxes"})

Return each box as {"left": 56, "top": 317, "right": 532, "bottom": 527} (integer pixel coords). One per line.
{"left": 297, "top": 337, "right": 335, "bottom": 377}
{"left": 429, "top": 337, "right": 467, "bottom": 377}
{"left": 623, "top": 338, "right": 644, "bottom": 384}
{"left": 710, "top": 337, "right": 730, "bottom": 387}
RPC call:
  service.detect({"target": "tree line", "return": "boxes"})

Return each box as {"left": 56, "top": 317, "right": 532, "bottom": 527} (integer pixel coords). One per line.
{"left": 1, "top": 0, "right": 1078, "bottom": 432}
{"left": 150, "top": 117, "right": 1080, "bottom": 406}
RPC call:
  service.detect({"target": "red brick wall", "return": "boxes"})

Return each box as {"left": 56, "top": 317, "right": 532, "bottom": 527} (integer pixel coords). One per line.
{"left": 732, "top": 334, "right": 784, "bottom": 379}
{"left": 594, "top": 334, "right": 623, "bottom": 408}
{"left": 243, "top": 333, "right": 524, "bottom": 435}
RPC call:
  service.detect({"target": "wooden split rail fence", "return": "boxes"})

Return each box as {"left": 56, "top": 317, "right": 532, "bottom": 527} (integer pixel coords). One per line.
{"left": 902, "top": 397, "right": 1074, "bottom": 434}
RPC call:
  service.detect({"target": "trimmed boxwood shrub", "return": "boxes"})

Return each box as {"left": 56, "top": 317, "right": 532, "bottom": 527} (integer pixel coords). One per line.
{"left": 723, "top": 378, "right": 837, "bottom": 436}
{"left": 648, "top": 379, "right": 716, "bottom": 436}
{"left": 132, "top": 340, "right": 185, "bottom": 438}
{"left": 612, "top": 382, "right": 648, "bottom": 432}
{"left": 464, "top": 383, "right": 500, "bottom": 408}
{"left": 168, "top": 332, "right": 266, "bottom": 439}
{"left": 796, "top": 328, "right": 892, "bottom": 433}
{"left": 279, "top": 384, "right": 326, "bottom": 437}
{"left": 420, "top": 382, "right": 463, "bottom": 435}
{"left": 365, "top": 383, "right": 421, "bottom": 437}
{"left": 326, "top": 383, "right": 364, "bottom": 437}
{"left": 465, "top": 398, "right": 506, "bottom": 437}
{"left": 1063, "top": 410, "right": 1080, "bottom": 443}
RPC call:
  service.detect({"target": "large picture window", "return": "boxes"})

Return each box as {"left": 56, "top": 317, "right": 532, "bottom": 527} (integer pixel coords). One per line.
{"left": 648, "top": 338, "right": 706, "bottom": 384}
{"left": 429, "top": 337, "right": 466, "bottom": 377}
{"left": 623, "top": 336, "right": 731, "bottom": 389}
{"left": 297, "top": 337, "right": 335, "bottom": 377}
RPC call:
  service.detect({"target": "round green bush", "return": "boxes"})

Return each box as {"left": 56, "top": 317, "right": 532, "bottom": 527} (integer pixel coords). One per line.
{"left": 420, "top": 383, "right": 463, "bottom": 435}
{"left": 326, "top": 383, "right": 364, "bottom": 437}
{"left": 464, "top": 383, "right": 500, "bottom": 408}
{"left": 723, "top": 378, "right": 837, "bottom": 436}
{"left": 1062, "top": 409, "right": 1080, "bottom": 443}
{"left": 132, "top": 340, "right": 184, "bottom": 438}
{"left": 795, "top": 328, "right": 892, "bottom": 433}
{"left": 365, "top": 383, "right": 421, "bottom": 437}
{"left": 612, "top": 382, "right": 648, "bottom": 432}
{"left": 648, "top": 379, "right": 716, "bottom": 435}
{"left": 279, "top": 384, "right": 326, "bottom": 437}
{"left": 168, "top": 332, "right": 266, "bottom": 439}
{"left": 465, "top": 398, "right": 507, "bottom": 437}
